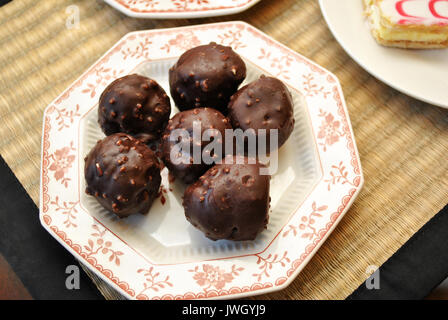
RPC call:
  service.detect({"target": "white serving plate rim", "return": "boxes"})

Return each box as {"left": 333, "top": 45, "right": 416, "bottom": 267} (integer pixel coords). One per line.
{"left": 103, "top": 0, "right": 262, "bottom": 19}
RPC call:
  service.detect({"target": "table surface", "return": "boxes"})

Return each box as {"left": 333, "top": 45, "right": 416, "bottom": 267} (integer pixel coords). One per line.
{"left": 1, "top": 0, "right": 448, "bottom": 300}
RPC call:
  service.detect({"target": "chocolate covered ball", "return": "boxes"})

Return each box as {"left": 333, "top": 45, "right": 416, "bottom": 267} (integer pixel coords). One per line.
{"left": 228, "top": 76, "right": 295, "bottom": 153}
{"left": 161, "top": 107, "right": 232, "bottom": 184}
{"left": 169, "top": 42, "right": 246, "bottom": 113}
{"left": 183, "top": 156, "right": 270, "bottom": 241}
{"left": 98, "top": 74, "right": 171, "bottom": 143}
{"left": 84, "top": 133, "right": 161, "bottom": 218}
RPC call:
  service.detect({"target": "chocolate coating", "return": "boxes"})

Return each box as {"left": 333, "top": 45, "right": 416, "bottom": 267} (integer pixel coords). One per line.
{"left": 183, "top": 156, "right": 270, "bottom": 241}
{"left": 228, "top": 76, "right": 295, "bottom": 152}
{"left": 161, "top": 108, "right": 232, "bottom": 184}
{"left": 84, "top": 133, "right": 161, "bottom": 218}
{"left": 98, "top": 74, "right": 171, "bottom": 143}
{"left": 169, "top": 42, "right": 246, "bottom": 113}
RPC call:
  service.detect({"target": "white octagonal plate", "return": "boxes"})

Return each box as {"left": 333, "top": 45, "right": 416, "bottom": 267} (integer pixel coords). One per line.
{"left": 104, "top": 0, "right": 261, "bottom": 19}
{"left": 40, "top": 21, "right": 363, "bottom": 300}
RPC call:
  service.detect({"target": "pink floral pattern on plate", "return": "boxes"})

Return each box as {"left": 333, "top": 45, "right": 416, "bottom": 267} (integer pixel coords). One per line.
{"left": 253, "top": 252, "right": 290, "bottom": 281}
{"left": 189, "top": 264, "right": 244, "bottom": 292}
{"left": 283, "top": 202, "right": 328, "bottom": 239}
{"left": 82, "top": 67, "right": 125, "bottom": 98}
{"left": 317, "top": 109, "right": 345, "bottom": 151}
{"left": 160, "top": 31, "right": 201, "bottom": 53}
{"left": 258, "top": 48, "right": 292, "bottom": 79}
{"left": 85, "top": 224, "right": 124, "bottom": 266}
{"left": 136, "top": 267, "right": 173, "bottom": 299}
{"left": 48, "top": 141, "right": 76, "bottom": 187}
{"left": 51, "top": 196, "right": 79, "bottom": 228}
{"left": 106, "top": 0, "right": 261, "bottom": 17}
{"left": 53, "top": 104, "right": 81, "bottom": 131}
{"left": 302, "top": 74, "right": 330, "bottom": 98}
{"left": 325, "top": 161, "right": 358, "bottom": 191}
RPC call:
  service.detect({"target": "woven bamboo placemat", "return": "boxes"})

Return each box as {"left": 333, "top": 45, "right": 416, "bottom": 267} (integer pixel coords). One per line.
{"left": 1, "top": 0, "right": 448, "bottom": 300}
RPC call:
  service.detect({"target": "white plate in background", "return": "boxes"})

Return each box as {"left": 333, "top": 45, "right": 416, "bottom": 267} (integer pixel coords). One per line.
{"left": 104, "top": 0, "right": 261, "bottom": 19}
{"left": 319, "top": 0, "right": 448, "bottom": 109}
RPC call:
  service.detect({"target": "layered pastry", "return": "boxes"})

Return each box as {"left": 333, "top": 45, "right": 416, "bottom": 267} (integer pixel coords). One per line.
{"left": 84, "top": 133, "right": 161, "bottom": 218}
{"left": 98, "top": 74, "right": 171, "bottom": 143}
{"left": 183, "top": 155, "right": 270, "bottom": 241}
{"left": 364, "top": 0, "right": 448, "bottom": 48}
{"left": 169, "top": 42, "right": 246, "bottom": 113}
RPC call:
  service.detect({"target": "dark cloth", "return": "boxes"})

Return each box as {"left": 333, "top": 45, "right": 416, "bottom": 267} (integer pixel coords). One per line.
{"left": 348, "top": 204, "right": 448, "bottom": 300}
{"left": 0, "top": 156, "right": 103, "bottom": 299}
